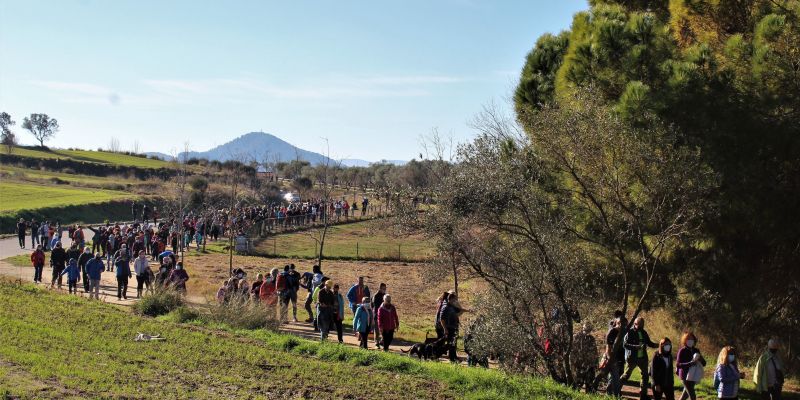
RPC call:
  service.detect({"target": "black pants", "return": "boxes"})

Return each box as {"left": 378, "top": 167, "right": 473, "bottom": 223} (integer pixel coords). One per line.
{"left": 136, "top": 274, "right": 150, "bottom": 297}
{"left": 304, "top": 292, "right": 313, "bottom": 321}
{"left": 67, "top": 279, "right": 78, "bottom": 294}
{"left": 117, "top": 276, "right": 129, "bottom": 299}
{"left": 446, "top": 332, "right": 458, "bottom": 361}
{"left": 334, "top": 319, "right": 343, "bottom": 343}
{"left": 382, "top": 329, "right": 394, "bottom": 351}
{"left": 18, "top": 234, "right": 25, "bottom": 248}
{"left": 623, "top": 356, "right": 650, "bottom": 398}
{"left": 82, "top": 271, "right": 90, "bottom": 292}
{"left": 653, "top": 384, "right": 675, "bottom": 400}
{"left": 358, "top": 330, "right": 369, "bottom": 349}
{"left": 762, "top": 387, "right": 782, "bottom": 400}
{"left": 33, "top": 265, "right": 43, "bottom": 282}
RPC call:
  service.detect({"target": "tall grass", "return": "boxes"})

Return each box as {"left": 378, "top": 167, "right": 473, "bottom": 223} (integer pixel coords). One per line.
{"left": 132, "top": 289, "right": 184, "bottom": 316}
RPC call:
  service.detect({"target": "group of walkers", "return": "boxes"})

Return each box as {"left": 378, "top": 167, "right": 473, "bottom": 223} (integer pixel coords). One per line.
{"left": 570, "top": 313, "right": 788, "bottom": 400}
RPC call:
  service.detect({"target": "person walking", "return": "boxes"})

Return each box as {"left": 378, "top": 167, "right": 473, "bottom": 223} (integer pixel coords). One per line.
{"left": 353, "top": 296, "right": 372, "bottom": 349}
{"left": 377, "top": 294, "right": 399, "bottom": 352}
{"left": 572, "top": 323, "right": 599, "bottom": 393}
{"left": 650, "top": 338, "right": 675, "bottom": 400}
{"left": 60, "top": 258, "right": 81, "bottom": 294}
{"left": 30, "top": 245, "right": 45, "bottom": 283}
{"left": 333, "top": 284, "right": 345, "bottom": 344}
{"left": 346, "top": 276, "right": 371, "bottom": 315}
{"left": 440, "top": 294, "right": 462, "bottom": 362}
{"left": 714, "top": 346, "right": 744, "bottom": 400}
{"left": 597, "top": 316, "right": 627, "bottom": 397}
{"left": 166, "top": 262, "right": 189, "bottom": 295}
{"left": 676, "top": 331, "right": 706, "bottom": 400}
{"left": 29, "top": 219, "right": 39, "bottom": 248}
{"left": 17, "top": 218, "right": 27, "bottom": 249}
{"left": 50, "top": 242, "right": 67, "bottom": 289}
{"left": 300, "top": 268, "right": 316, "bottom": 323}
{"left": 287, "top": 264, "right": 301, "bottom": 322}
{"left": 115, "top": 250, "right": 132, "bottom": 300}
{"left": 317, "top": 280, "right": 335, "bottom": 341}
{"left": 753, "top": 339, "right": 784, "bottom": 400}
{"left": 372, "top": 283, "right": 387, "bottom": 348}
{"left": 78, "top": 247, "right": 92, "bottom": 293}
{"left": 133, "top": 250, "right": 152, "bottom": 298}
{"left": 85, "top": 253, "right": 105, "bottom": 300}
{"left": 622, "top": 317, "right": 659, "bottom": 399}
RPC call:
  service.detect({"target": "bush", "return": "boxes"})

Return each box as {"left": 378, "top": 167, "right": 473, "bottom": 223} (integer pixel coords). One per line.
{"left": 132, "top": 289, "right": 184, "bottom": 317}
{"left": 206, "top": 302, "right": 278, "bottom": 330}
{"left": 165, "top": 306, "right": 201, "bottom": 323}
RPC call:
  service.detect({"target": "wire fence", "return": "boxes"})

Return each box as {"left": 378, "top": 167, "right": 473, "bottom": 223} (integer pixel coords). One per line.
{"left": 253, "top": 236, "right": 434, "bottom": 262}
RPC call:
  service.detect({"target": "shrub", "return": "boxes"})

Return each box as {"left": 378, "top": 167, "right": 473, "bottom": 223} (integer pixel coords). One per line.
{"left": 206, "top": 302, "right": 278, "bottom": 330}
{"left": 166, "top": 306, "right": 201, "bottom": 323}
{"left": 132, "top": 289, "right": 184, "bottom": 317}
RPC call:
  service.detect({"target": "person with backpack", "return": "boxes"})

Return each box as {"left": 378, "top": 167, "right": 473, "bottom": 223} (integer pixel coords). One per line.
{"left": 50, "top": 242, "right": 67, "bottom": 289}
{"left": 30, "top": 245, "right": 45, "bottom": 283}
{"left": 85, "top": 253, "right": 104, "bottom": 300}
{"left": 346, "top": 276, "right": 371, "bottom": 315}
{"left": 300, "top": 268, "right": 316, "bottom": 323}
{"left": 353, "top": 296, "right": 373, "bottom": 349}
{"left": 714, "top": 346, "right": 744, "bottom": 399}
{"left": 250, "top": 273, "right": 264, "bottom": 302}
{"left": 60, "top": 258, "right": 81, "bottom": 294}
{"left": 377, "top": 294, "right": 399, "bottom": 352}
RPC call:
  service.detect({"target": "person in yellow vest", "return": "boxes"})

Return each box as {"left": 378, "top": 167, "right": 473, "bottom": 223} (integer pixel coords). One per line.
{"left": 754, "top": 339, "right": 784, "bottom": 400}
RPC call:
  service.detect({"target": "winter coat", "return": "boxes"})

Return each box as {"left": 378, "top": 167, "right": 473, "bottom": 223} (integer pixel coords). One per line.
{"left": 714, "top": 363, "right": 741, "bottom": 398}
{"left": 30, "top": 250, "right": 45, "bottom": 267}
{"left": 753, "top": 349, "right": 783, "bottom": 393}
{"left": 676, "top": 347, "right": 706, "bottom": 381}
{"left": 346, "top": 284, "right": 371, "bottom": 311}
{"left": 623, "top": 328, "right": 658, "bottom": 361}
{"left": 377, "top": 303, "right": 399, "bottom": 332}
{"left": 353, "top": 304, "right": 372, "bottom": 333}
{"left": 650, "top": 351, "right": 674, "bottom": 390}
{"left": 60, "top": 260, "right": 80, "bottom": 281}
{"left": 85, "top": 258, "right": 105, "bottom": 280}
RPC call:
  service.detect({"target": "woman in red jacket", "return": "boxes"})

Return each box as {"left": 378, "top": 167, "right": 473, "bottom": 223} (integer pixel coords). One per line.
{"left": 377, "top": 294, "right": 399, "bottom": 352}
{"left": 30, "top": 245, "right": 45, "bottom": 283}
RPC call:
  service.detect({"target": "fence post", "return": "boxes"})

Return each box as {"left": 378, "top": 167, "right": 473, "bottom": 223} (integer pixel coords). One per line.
{"left": 356, "top": 241, "right": 359, "bottom": 259}
{"left": 398, "top": 244, "right": 401, "bottom": 260}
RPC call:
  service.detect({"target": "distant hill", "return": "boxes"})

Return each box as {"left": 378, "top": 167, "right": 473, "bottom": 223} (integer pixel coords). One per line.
{"left": 177, "top": 132, "right": 330, "bottom": 165}
{"left": 152, "top": 132, "right": 408, "bottom": 166}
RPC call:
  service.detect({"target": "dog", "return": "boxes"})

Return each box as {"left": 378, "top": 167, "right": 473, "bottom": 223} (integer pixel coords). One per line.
{"left": 401, "top": 332, "right": 440, "bottom": 360}
{"left": 424, "top": 337, "right": 448, "bottom": 360}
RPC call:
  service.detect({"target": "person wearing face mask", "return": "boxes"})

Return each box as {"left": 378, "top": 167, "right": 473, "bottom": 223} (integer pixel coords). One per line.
{"left": 85, "top": 253, "right": 105, "bottom": 300}
{"left": 753, "top": 339, "right": 784, "bottom": 400}
{"left": 622, "top": 317, "right": 659, "bottom": 399}
{"left": 353, "top": 296, "right": 373, "bottom": 349}
{"left": 714, "top": 346, "right": 744, "bottom": 399}
{"left": 676, "top": 331, "right": 706, "bottom": 400}
{"left": 166, "top": 262, "right": 189, "bottom": 295}
{"left": 650, "top": 338, "right": 675, "bottom": 400}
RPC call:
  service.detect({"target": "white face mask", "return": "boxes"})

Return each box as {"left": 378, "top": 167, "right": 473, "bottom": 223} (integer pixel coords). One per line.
{"left": 663, "top": 344, "right": 672, "bottom": 352}
{"left": 727, "top": 355, "right": 735, "bottom": 362}
{"left": 686, "top": 340, "right": 695, "bottom": 348}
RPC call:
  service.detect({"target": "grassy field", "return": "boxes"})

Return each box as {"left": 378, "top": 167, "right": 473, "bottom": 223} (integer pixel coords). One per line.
{"left": 7, "top": 146, "right": 171, "bottom": 169}
{"left": 0, "top": 181, "right": 132, "bottom": 213}
{"left": 0, "top": 280, "right": 596, "bottom": 400}
{"left": 254, "top": 219, "right": 435, "bottom": 261}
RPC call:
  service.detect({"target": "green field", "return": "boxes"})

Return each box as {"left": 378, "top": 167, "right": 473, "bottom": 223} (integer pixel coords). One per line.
{"left": 0, "top": 164, "right": 139, "bottom": 186}
{"left": 254, "top": 219, "right": 435, "bottom": 261}
{"left": 0, "top": 181, "right": 132, "bottom": 213}
{"left": 0, "top": 281, "right": 596, "bottom": 400}
{"left": 7, "top": 146, "right": 171, "bottom": 169}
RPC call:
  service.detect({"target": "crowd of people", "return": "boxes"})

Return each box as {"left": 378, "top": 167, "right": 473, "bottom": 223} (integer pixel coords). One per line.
{"left": 14, "top": 212, "right": 789, "bottom": 399}
{"left": 565, "top": 313, "right": 787, "bottom": 400}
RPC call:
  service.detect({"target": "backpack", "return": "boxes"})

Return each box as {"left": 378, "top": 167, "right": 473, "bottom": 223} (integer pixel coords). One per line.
{"left": 275, "top": 272, "right": 288, "bottom": 292}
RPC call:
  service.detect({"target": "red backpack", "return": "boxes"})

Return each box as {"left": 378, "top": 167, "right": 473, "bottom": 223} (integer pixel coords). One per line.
{"left": 275, "top": 272, "right": 288, "bottom": 291}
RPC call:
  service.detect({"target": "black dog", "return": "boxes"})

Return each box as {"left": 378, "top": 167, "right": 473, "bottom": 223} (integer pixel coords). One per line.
{"left": 424, "top": 337, "right": 448, "bottom": 360}
{"left": 401, "top": 332, "right": 440, "bottom": 360}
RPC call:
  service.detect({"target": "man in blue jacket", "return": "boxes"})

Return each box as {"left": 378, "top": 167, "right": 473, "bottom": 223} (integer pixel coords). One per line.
{"left": 115, "top": 250, "right": 132, "bottom": 300}
{"left": 85, "top": 253, "right": 105, "bottom": 300}
{"left": 346, "top": 276, "right": 371, "bottom": 315}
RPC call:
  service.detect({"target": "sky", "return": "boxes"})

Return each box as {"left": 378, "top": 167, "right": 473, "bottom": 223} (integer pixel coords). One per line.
{"left": 0, "top": 0, "right": 586, "bottom": 162}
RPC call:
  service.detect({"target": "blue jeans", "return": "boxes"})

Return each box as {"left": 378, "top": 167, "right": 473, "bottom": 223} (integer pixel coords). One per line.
{"left": 606, "top": 361, "right": 623, "bottom": 397}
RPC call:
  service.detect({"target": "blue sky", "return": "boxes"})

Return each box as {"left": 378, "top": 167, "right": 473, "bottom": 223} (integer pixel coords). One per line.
{"left": 0, "top": 0, "right": 586, "bottom": 161}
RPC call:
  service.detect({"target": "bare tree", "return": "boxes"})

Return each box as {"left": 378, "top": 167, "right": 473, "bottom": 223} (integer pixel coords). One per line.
{"left": 108, "top": 137, "right": 121, "bottom": 153}
{"left": 132, "top": 139, "right": 140, "bottom": 154}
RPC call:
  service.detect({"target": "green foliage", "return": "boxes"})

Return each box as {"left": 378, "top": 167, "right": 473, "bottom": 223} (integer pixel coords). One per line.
{"left": 515, "top": 0, "right": 800, "bottom": 354}
{"left": 132, "top": 289, "right": 185, "bottom": 317}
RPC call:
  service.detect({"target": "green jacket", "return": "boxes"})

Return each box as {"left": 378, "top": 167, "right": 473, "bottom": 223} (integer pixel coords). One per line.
{"left": 753, "top": 349, "right": 781, "bottom": 393}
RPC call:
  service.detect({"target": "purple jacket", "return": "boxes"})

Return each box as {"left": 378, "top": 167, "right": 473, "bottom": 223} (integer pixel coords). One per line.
{"left": 676, "top": 346, "right": 706, "bottom": 380}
